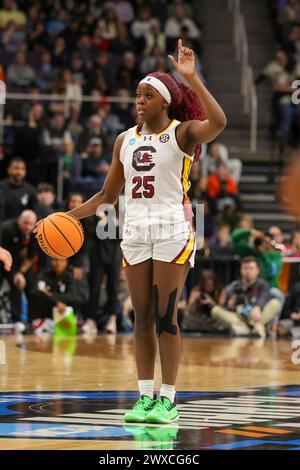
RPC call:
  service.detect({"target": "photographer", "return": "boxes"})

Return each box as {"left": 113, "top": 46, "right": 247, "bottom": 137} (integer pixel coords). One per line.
{"left": 183, "top": 270, "right": 226, "bottom": 333}
{"left": 211, "top": 257, "right": 281, "bottom": 338}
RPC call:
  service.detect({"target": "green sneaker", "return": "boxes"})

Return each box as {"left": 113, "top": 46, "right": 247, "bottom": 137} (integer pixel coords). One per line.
{"left": 124, "top": 395, "right": 156, "bottom": 423}
{"left": 146, "top": 396, "right": 179, "bottom": 424}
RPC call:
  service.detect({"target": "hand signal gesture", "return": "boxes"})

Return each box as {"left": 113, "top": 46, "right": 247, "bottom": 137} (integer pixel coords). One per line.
{"left": 168, "top": 39, "right": 196, "bottom": 78}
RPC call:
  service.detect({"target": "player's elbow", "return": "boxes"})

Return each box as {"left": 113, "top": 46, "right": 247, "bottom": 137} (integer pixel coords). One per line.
{"left": 215, "top": 112, "right": 227, "bottom": 130}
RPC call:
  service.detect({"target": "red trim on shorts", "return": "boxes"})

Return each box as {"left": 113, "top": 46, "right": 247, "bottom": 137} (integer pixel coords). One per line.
{"left": 171, "top": 232, "right": 191, "bottom": 263}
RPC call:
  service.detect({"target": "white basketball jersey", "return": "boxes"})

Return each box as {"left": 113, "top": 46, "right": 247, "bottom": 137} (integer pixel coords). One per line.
{"left": 119, "top": 119, "right": 194, "bottom": 227}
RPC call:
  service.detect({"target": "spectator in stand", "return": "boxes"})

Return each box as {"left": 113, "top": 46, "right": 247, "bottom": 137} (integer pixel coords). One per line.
{"left": 207, "top": 164, "right": 238, "bottom": 199}
{"left": 62, "top": 17, "right": 81, "bottom": 50}
{"left": 143, "top": 18, "right": 166, "bottom": 55}
{"left": 164, "top": 4, "right": 201, "bottom": 52}
{"left": 107, "top": 0, "right": 135, "bottom": 25}
{"left": 61, "top": 138, "right": 82, "bottom": 197}
{"left": 81, "top": 137, "right": 110, "bottom": 188}
{"left": 212, "top": 167, "right": 243, "bottom": 222}
{"left": 0, "top": 158, "right": 37, "bottom": 222}
{"left": 52, "top": 36, "right": 69, "bottom": 69}
{"left": 286, "top": 24, "right": 300, "bottom": 63}
{"left": 58, "top": 69, "right": 83, "bottom": 108}
{"left": 231, "top": 226, "right": 283, "bottom": 292}
{"left": 35, "top": 183, "right": 57, "bottom": 219}
{"left": 69, "top": 52, "right": 88, "bottom": 88}
{"left": 0, "top": 0, "right": 26, "bottom": 29}
{"left": 0, "top": 20, "right": 26, "bottom": 53}
{"left": 27, "top": 19, "right": 49, "bottom": 53}
{"left": 255, "top": 49, "right": 298, "bottom": 139}
{"left": 6, "top": 51, "right": 36, "bottom": 91}
{"left": 30, "top": 258, "right": 84, "bottom": 335}
{"left": 111, "top": 88, "right": 135, "bottom": 130}
{"left": 255, "top": 49, "right": 289, "bottom": 89}
{"left": 15, "top": 103, "right": 46, "bottom": 170}
{"left": 277, "top": 0, "right": 300, "bottom": 44}
{"left": 36, "top": 50, "right": 58, "bottom": 92}
{"left": 131, "top": 5, "right": 153, "bottom": 52}
{"left": 209, "top": 224, "right": 235, "bottom": 258}
{"left": 77, "top": 114, "right": 106, "bottom": 154}
{"left": 117, "top": 51, "right": 140, "bottom": 91}
{"left": 268, "top": 225, "right": 294, "bottom": 256}
{"left": 202, "top": 142, "right": 243, "bottom": 184}
{"left": 0, "top": 210, "right": 38, "bottom": 332}
{"left": 139, "top": 44, "right": 167, "bottom": 75}
{"left": 98, "top": 5, "right": 123, "bottom": 41}
{"left": 42, "top": 113, "right": 72, "bottom": 151}
{"left": 183, "top": 270, "right": 226, "bottom": 333}
{"left": 99, "top": 100, "right": 126, "bottom": 149}
{"left": 211, "top": 257, "right": 282, "bottom": 338}
{"left": 273, "top": 56, "right": 300, "bottom": 142}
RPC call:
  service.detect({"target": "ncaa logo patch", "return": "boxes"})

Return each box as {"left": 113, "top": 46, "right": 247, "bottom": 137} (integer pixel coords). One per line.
{"left": 159, "top": 133, "right": 170, "bottom": 143}
{"left": 129, "top": 138, "right": 136, "bottom": 145}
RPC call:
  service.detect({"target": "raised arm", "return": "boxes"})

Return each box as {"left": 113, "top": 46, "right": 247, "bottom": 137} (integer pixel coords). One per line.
{"left": 169, "top": 39, "right": 227, "bottom": 147}
{"left": 68, "top": 132, "right": 126, "bottom": 220}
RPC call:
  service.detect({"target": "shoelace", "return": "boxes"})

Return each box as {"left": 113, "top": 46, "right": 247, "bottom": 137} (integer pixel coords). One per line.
{"left": 133, "top": 397, "right": 152, "bottom": 411}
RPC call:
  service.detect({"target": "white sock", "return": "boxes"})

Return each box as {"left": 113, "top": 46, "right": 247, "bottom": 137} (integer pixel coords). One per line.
{"left": 138, "top": 379, "right": 154, "bottom": 399}
{"left": 160, "top": 384, "right": 176, "bottom": 403}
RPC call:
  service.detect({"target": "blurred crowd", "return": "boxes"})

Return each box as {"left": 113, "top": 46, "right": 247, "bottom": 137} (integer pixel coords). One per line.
{"left": 0, "top": 0, "right": 299, "bottom": 340}
{"left": 256, "top": 0, "right": 300, "bottom": 148}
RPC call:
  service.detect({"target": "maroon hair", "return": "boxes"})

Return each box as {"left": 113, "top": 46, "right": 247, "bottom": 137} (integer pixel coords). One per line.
{"left": 148, "top": 71, "right": 207, "bottom": 161}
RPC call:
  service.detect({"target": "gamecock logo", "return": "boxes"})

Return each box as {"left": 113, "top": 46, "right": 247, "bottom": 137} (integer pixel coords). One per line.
{"left": 132, "top": 146, "right": 156, "bottom": 171}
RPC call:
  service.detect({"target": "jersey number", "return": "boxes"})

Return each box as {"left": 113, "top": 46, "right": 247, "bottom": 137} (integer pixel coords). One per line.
{"left": 132, "top": 176, "right": 155, "bottom": 199}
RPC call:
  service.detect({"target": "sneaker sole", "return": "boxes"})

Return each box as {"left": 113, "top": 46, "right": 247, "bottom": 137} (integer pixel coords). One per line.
{"left": 146, "top": 414, "right": 179, "bottom": 424}
{"left": 124, "top": 414, "right": 147, "bottom": 423}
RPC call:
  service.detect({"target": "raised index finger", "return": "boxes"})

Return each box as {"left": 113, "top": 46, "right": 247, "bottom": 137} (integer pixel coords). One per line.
{"left": 178, "top": 38, "right": 183, "bottom": 50}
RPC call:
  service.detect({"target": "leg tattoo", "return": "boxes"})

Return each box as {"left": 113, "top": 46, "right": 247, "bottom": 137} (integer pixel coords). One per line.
{"left": 153, "top": 284, "right": 178, "bottom": 337}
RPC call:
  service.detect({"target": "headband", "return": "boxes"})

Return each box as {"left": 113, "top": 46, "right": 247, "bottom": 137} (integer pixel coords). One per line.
{"left": 139, "top": 75, "right": 171, "bottom": 104}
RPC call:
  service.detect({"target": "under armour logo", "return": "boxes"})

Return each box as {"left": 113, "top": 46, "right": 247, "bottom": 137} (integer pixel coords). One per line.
{"left": 143, "top": 136, "right": 152, "bottom": 141}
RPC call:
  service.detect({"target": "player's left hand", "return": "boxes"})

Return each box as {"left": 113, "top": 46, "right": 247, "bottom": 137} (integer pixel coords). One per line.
{"left": 168, "top": 38, "right": 196, "bottom": 78}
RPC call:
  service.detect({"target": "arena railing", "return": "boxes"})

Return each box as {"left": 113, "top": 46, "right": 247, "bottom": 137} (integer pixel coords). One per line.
{"left": 228, "top": 0, "right": 258, "bottom": 152}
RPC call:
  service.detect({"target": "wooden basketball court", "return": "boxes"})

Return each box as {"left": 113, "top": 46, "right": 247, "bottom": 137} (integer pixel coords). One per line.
{"left": 1, "top": 334, "right": 300, "bottom": 450}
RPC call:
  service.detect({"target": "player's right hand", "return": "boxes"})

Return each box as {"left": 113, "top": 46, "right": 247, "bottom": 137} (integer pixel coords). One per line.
{"left": 0, "top": 247, "right": 13, "bottom": 271}
{"left": 33, "top": 219, "right": 43, "bottom": 237}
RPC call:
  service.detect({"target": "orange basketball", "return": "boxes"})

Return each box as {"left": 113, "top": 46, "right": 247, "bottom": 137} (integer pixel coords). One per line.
{"left": 37, "top": 212, "right": 84, "bottom": 259}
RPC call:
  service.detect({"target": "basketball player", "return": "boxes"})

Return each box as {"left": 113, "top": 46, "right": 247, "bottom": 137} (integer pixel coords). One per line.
{"left": 35, "top": 39, "right": 226, "bottom": 424}
{"left": 0, "top": 247, "right": 12, "bottom": 271}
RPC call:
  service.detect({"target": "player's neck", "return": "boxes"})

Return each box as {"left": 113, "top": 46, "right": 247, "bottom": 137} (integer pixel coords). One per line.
{"left": 142, "top": 115, "right": 171, "bottom": 135}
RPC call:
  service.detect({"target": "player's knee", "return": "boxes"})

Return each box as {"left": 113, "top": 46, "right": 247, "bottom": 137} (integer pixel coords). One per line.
{"left": 134, "top": 311, "right": 155, "bottom": 331}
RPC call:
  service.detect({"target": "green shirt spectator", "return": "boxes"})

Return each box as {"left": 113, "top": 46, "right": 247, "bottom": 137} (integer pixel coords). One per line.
{"left": 231, "top": 228, "right": 283, "bottom": 288}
